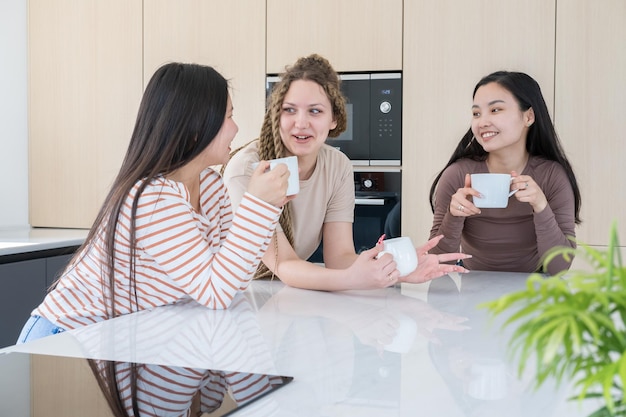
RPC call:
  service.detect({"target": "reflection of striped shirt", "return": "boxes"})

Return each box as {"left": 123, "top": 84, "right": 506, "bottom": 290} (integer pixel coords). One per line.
{"left": 96, "top": 360, "right": 283, "bottom": 416}
{"left": 34, "top": 169, "right": 281, "bottom": 329}
{"left": 87, "top": 296, "right": 283, "bottom": 416}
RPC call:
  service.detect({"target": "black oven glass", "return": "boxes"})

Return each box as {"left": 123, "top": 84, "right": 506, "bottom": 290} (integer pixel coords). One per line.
{"left": 308, "top": 193, "right": 398, "bottom": 263}
{"left": 353, "top": 195, "right": 399, "bottom": 253}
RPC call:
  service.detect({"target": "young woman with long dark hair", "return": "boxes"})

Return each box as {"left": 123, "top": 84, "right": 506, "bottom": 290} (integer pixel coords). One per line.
{"left": 429, "top": 71, "right": 581, "bottom": 275}
{"left": 18, "top": 62, "right": 291, "bottom": 343}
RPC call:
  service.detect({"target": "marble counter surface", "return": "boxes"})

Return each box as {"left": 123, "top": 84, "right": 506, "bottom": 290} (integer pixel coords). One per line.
{"left": 0, "top": 227, "right": 88, "bottom": 256}
{"left": 1, "top": 271, "right": 604, "bottom": 416}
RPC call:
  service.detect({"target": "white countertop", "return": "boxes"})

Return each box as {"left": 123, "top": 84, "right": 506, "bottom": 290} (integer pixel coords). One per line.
{"left": 0, "top": 227, "right": 88, "bottom": 256}
{"left": 1, "top": 271, "right": 604, "bottom": 416}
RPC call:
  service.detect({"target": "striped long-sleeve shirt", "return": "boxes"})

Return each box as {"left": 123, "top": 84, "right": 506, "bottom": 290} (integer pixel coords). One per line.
{"left": 34, "top": 169, "right": 281, "bottom": 329}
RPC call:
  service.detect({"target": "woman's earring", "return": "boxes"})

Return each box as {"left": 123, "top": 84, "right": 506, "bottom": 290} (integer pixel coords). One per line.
{"left": 465, "top": 136, "right": 476, "bottom": 149}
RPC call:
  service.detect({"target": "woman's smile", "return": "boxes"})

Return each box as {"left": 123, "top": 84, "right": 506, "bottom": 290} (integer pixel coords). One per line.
{"left": 280, "top": 79, "right": 337, "bottom": 158}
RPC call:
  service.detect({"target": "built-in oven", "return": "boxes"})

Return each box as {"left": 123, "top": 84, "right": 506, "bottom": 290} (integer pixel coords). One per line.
{"left": 353, "top": 171, "right": 401, "bottom": 253}
{"left": 327, "top": 73, "right": 402, "bottom": 166}
{"left": 307, "top": 191, "right": 398, "bottom": 264}
{"left": 266, "top": 72, "right": 402, "bottom": 166}
{"left": 353, "top": 191, "right": 399, "bottom": 253}
{"left": 308, "top": 172, "right": 401, "bottom": 263}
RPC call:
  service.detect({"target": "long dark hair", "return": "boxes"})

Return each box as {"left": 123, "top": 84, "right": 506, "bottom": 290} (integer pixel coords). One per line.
{"left": 428, "top": 71, "right": 581, "bottom": 224}
{"left": 53, "top": 62, "right": 229, "bottom": 317}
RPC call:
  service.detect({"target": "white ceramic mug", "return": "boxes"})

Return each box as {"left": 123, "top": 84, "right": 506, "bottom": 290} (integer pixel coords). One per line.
{"left": 378, "top": 236, "right": 418, "bottom": 277}
{"left": 470, "top": 173, "right": 518, "bottom": 208}
{"left": 252, "top": 156, "right": 299, "bottom": 196}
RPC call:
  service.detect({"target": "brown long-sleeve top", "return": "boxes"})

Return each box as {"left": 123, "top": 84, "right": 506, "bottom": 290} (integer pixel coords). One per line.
{"left": 429, "top": 157, "right": 576, "bottom": 275}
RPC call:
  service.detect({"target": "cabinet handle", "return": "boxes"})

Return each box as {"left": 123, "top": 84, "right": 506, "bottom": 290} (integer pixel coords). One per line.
{"left": 355, "top": 198, "right": 385, "bottom": 206}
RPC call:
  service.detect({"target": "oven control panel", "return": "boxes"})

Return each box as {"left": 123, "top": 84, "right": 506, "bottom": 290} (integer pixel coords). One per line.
{"left": 355, "top": 172, "right": 385, "bottom": 192}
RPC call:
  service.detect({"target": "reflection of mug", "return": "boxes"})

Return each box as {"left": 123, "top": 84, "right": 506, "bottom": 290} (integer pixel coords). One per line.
{"left": 378, "top": 236, "right": 418, "bottom": 277}
{"left": 384, "top": 312, "right": 417, "bottom": 353}
{"left": 468, "top": 358, "right": 507, "bottom": 400}
{"left": 252, "top": 156, "right": 299, "bottom": 196}
{"left": 470, "top": 173, "right": 517, "bottom": 208}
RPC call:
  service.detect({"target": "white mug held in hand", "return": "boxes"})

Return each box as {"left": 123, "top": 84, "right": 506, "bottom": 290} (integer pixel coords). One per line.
{"left": 377, "top": 236, "right": 418, "bottom": 277}
{"left": 252, "top": 156, "right": 299, "bottom": 196}
{"left": 470, "top": 173, "right": 518, "bottom": 208}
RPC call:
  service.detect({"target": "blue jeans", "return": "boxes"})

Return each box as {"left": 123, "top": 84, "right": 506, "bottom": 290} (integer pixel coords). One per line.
{"left": 17, "top": 315, "right": 66, "bottom": 344}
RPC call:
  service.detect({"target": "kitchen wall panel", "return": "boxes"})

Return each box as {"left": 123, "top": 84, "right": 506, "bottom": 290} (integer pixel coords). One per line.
{"left": 144, "top": 0, "right": 266, "bottom": 151}
{"left": 266, "top": 0, "right": 402, "bottom": 73}
{"left": 28, "top": 0, "right": 143, "bottom": 228}
{"left": 554, "top": 0, "right": 626, "bottom": 246}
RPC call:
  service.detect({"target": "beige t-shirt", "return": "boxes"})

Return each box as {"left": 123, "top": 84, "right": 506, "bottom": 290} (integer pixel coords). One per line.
{"left": 222, "top": 141, "right": 355, "bottom": 260}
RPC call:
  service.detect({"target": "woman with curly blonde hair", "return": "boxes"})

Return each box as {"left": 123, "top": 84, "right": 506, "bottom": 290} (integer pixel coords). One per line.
{"left": 223, "top": 54, "right": 469, "bottom": 291}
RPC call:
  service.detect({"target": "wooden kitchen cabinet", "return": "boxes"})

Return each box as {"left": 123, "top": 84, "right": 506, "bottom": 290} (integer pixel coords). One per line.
{"left": 266, "top": 0, "right": 403, "bottom": 73}
{"left": 32, "top": 356, "right": 114, "bottom": 417}
{"left": 28, "top": 0, "right": 143, "bottom": 228}
{"left": 28, "top": 0, "right": 263, "bottom": 228}
{"left": 28, "top": 0, "right": 624, "bottom": 258}
{"left": 554, "top": 0, "right": 626, "bottom": 246}
{"left": 401, "top": 0, "right": 556, "bottom": 246}
{"left": 143, "top": 0, "right": 266, "bottom": 151}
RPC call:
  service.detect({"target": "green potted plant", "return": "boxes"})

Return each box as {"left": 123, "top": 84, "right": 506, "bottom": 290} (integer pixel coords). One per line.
{"left": 481, "top": 221, "right": 625, "bottom": 416}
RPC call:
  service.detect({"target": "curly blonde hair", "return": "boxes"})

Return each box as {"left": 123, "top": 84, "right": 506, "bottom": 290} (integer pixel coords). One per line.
{"left": 227, "top": 54, "right": 347, "bottom": 278}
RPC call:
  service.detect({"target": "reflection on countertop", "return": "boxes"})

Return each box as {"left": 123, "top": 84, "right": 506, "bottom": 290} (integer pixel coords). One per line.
{"left": 1, "top": 271, "right": 605, "bottom": 416}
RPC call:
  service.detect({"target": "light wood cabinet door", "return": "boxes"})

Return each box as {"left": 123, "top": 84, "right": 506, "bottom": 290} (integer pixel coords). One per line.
{"left": 402, "top": 0, "right": 556, "bottom": 244}
{"left": 28, "top": 0, "right": 143, "bottom": 228}
{"left": 266, "top": 0, "right": 402, "bottom": 73}
{"left": 32, "top": 356, "right": 113, "bottom": 417}
{"left": 555, "top": 0, "right": 626, "bottom": 246}
{"left": 144, "top": 0, "right": 266, "bottom": 151}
